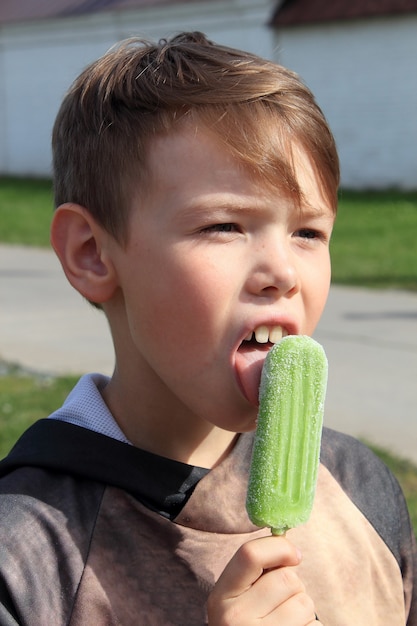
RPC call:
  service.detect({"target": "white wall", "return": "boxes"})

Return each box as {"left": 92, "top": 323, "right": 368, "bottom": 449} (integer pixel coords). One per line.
{"left": 273, "top": 15, "right": 417, "bottom": 189}
{"left": 0, "top": 0, "right": 275, "bottom": 177}
{"left": 2, "top": 4, "right": 416, "bottom": 189}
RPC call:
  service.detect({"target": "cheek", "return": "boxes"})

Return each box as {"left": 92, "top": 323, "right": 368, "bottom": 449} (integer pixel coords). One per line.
{"left": 302, "top": 255, "right": 331, "bottom": 332}
{"left": 133, "top": 256, "right": 224, "bottom": 350}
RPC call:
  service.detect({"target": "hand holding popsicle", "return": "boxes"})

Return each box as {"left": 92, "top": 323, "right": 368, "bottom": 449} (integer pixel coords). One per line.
{"left": 207, "top": 536, "right": 320, "bottom": 625}
{"left": 208, "top": 336, "right": 327, "bottom": 624}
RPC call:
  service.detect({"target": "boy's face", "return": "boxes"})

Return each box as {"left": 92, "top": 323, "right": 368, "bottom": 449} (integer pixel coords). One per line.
{"left": 107, "top": 125, "right": 334, "bottom": 439}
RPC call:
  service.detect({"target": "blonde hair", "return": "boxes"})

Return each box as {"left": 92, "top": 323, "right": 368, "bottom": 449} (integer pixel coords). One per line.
{"left": 52, "top": 31, "right": 339, "bottom": 241}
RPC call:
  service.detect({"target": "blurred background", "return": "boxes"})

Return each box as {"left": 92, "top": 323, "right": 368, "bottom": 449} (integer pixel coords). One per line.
{"left": 0, "top": 0, "right": 416, "bottom": 188}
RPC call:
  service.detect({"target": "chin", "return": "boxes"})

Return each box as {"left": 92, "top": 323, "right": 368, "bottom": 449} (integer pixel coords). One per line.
{"left": 231, "top": 410, "right": 258, "bottom": 434}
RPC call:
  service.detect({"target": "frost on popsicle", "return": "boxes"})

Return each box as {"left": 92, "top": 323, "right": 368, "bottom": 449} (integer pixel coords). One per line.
{"left": 246, "top": 335, "right": 328, "bottom": 535}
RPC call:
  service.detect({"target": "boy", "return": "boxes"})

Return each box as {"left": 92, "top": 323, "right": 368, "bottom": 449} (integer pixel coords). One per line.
{"left": 0, "top": 32, "right": 415, "bottom": 625}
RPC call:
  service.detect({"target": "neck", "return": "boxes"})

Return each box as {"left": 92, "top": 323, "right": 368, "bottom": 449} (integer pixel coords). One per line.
{"left": 101, "top": 368, "right": 238, "bottom": 468}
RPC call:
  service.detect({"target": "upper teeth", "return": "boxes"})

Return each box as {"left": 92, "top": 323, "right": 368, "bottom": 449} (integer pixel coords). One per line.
{"left": 244, "top": 325, "right": 288, "bottom": 344}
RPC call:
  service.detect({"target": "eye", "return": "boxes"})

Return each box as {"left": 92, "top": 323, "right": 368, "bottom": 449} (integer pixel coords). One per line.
{"left": 296, "top": 228, "right": 318, "bottom": 239}
{"left": 294, "top": 228, "right": 326, "bottom": 242}
{"left": 202, "top": 223, "right": 239, "bottom": 233}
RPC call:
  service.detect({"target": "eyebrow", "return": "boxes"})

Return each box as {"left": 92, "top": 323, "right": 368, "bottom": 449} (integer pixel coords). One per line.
{"left": 175, "top": 199, "right": 262, "bottom": 221}
{"left": 297, "top": 204, "right": 334, "bottom": 219}
{"left": 178, "top": 198, "right": 334, "bottom": 222}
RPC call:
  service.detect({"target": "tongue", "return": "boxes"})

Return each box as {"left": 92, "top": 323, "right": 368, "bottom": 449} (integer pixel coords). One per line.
{"left": 235, "top": 345, "right": 270, "bottom": 407}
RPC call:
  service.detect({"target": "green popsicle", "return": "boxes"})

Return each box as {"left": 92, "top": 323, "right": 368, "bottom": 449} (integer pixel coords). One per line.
{"left": 246, "top": 335, "right": 328, "bottom": 535}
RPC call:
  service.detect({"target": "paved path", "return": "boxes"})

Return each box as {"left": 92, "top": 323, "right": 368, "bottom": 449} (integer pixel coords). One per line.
{"left": 1, "top": 244, "right": 416, "bottom": 462}
{"left": 315, "top": 285, "right": 417, "bottom": 463}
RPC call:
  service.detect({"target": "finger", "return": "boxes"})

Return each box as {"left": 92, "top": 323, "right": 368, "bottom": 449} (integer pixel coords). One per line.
{"left": 213, "top": 536, "right": 301, "bottom": 598}
{"left": 263, "top": 590, "right": 317, "bottom": 625}
{"left": 241, "top": 564, "right": 306, "bottom": 617}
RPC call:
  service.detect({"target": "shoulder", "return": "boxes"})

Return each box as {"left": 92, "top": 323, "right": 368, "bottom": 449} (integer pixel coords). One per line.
{"left": 321, "top": 426, "right": 395, "bottom": 484}
{"left": 321, "top": 427, "right": 403, "bottom": 506}
{"left": 0, "top": 464, "right": 105, "bottom": 546}
{"left": 321, "top": 427, "right": 415, "bottom": 568}
{"left": 0, "top": 466, "right": 106, "bottom": 624}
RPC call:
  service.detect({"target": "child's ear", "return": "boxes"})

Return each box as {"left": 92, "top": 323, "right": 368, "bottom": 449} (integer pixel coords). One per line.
{"left": 51, "top": 203, "right": 118, "bottom": 304}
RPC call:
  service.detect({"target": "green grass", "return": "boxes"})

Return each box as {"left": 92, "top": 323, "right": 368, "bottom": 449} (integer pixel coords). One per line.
{"left": 0, "top": 368, "right": 416, "bottom": 539}
{"left": 0, "top": 177, "right": 54, "bottom": 247}
{"left": 332, "top": 190, "right": 417, "bottom": 291}
{"left": 0, "top": 367, "right": 78, "bottom": 459}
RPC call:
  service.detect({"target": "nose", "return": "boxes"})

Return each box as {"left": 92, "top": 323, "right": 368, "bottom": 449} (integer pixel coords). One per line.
{"left": 246, "top": 233, "right": 300, "bottom": 299}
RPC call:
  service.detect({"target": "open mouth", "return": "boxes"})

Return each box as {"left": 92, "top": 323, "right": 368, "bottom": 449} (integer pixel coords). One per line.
{"left": 235, "top": 325, "right": 289, "bottom": 406}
